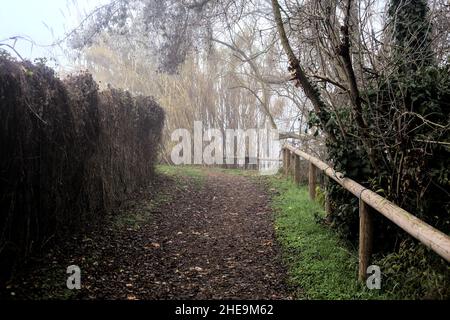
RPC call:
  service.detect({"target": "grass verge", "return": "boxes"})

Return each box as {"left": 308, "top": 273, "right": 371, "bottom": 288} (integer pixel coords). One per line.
{"left": 266, "top": 174, "right": 396, "bottom": 300}
{"left": 156, "top": 164, "right": 205, "bottom": 186}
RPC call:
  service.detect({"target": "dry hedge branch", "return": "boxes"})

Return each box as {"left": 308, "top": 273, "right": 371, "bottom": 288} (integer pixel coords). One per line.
{"left": 0, "top": 56, "right": 165, "bottom": 281}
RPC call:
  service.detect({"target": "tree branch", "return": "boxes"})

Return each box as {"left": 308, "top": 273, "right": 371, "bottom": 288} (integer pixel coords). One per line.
{"left": 309, "top": 74, "right": 350, "bottom": 92}
{"left": 270, "top": 0, "right": 337, "bottom": 143}
{"left": 337, "top": 0, "right": 379, "bottom": 172}
{"left": 211, "top": 37, "right": 278, "bottom": 129}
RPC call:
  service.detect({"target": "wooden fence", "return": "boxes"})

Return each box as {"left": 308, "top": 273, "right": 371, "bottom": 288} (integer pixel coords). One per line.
{"left": 282, "top": 143, "right": 450, "bottom": 281}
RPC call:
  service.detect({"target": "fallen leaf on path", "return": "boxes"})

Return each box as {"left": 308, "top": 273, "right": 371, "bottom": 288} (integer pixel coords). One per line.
{"left": 189, "top": 266, "right": 204, "bottom": 272}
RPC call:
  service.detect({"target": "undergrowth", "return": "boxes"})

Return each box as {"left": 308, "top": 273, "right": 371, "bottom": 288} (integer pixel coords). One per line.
{"left": 266, "top": 175, "right": 396, "bottom": 299}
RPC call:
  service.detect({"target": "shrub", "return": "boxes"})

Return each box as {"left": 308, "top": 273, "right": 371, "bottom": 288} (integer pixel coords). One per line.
{"left": 0, "top": 54, "right": 165, "bottom": 282}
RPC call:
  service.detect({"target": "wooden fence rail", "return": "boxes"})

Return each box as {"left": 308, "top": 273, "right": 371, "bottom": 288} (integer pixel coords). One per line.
{"left": 282, "top": 144, "right": 450, "bottom": 281}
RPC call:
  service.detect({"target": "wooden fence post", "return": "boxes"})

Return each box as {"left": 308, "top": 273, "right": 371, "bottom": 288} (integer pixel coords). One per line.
{"left": 325, "top": 176, "right": 332, "bottom": 216}
{"left": 290, "top": 152, "right": 294, "bottom": 176}
{"left": 294, "top": 154, "right": 301, "bottom": 185}
{"left": 358, "top": 198, "right": 373, "bottom": 282}
{"left": 284, "top": 143, "right": 450, "bottom": 266}
{"left": 308, "top": 162, "right": 316, "bottom": 200}
{"left": 285, "top": 149, "right": 291, "bottom": 176}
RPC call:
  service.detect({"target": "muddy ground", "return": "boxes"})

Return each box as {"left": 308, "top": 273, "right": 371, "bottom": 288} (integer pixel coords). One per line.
{"left": 3, "top": 169, "right": 292, "bottom": 300}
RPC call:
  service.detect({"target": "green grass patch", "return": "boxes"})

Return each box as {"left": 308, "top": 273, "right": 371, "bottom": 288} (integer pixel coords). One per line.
{"left": 267, "top": 175, "right": 395, "bottom": 300}
{"left": 212, "top": 167, "right": 259, "bottom": 177}
{"left": 113, "top": 192, "right": 172, "bottom": 229}
{"left": 156, "top": 164, "right": 205, "bottom": 186}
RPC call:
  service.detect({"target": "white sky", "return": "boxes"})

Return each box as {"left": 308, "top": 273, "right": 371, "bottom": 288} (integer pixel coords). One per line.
{"left": 0, "top": 0, "right": 108, "bottom": 67}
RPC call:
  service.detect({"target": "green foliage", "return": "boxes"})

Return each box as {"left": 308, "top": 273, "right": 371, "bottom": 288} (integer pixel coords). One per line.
{"left": 315, "top": 185, "right": 326, "bottom": 208}
{"left": 305, "top": 0, "right": 449, "bottom": 293}
{"left": 156, "top": 165, "right": 205, "bottom": 187}
{"left": 310, "top": 105, "right": 373, "bottom": 242}
{"left": 308, "top": 0, "right": 449, "bottom": 244}
{"left": 378, "top": 240, "right": 450, "bottom": 299}
{"left": 367, "top": 64, "right": 450, "bottom": 233}
{"left": 268, "top": 175, "right": 394, "bottom": 299}
{"left": 217, "top": 169, "right": 448, "bottom": 299}
{"left": 388, "top": 0, "right": 434, "bottom": 71}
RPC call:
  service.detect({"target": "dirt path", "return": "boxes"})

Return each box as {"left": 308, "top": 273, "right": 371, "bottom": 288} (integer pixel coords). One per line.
{"left": 7, "top": 169, "right": 292, "bottom": 300}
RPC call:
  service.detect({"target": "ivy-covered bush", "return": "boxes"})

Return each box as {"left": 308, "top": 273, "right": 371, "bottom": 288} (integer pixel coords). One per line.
{"left": 308, "top": 0, "right": 449, "bottom": 247}
{"left": 308, "top": 0, "right": 449, "bottom": 298}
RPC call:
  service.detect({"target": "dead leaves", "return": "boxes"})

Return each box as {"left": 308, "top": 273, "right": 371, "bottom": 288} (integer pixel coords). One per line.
{"left": 145, "top": 242, "right": 161, "bottom": 249}
{"left": 8, "top": 169, "right": 291, "bottom": 300}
